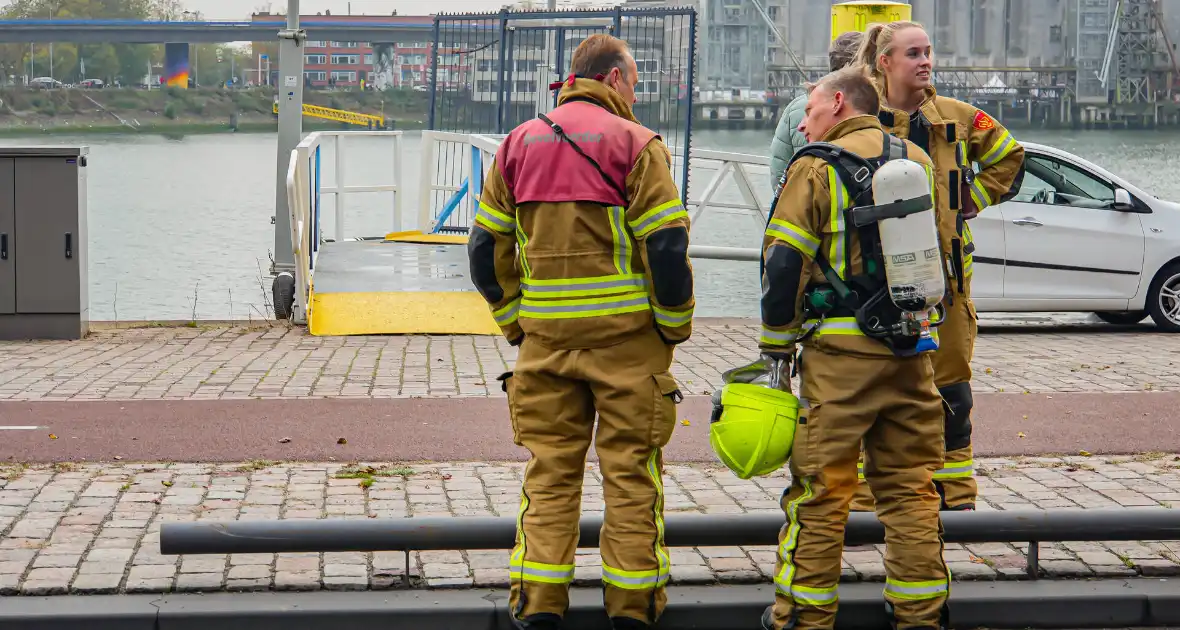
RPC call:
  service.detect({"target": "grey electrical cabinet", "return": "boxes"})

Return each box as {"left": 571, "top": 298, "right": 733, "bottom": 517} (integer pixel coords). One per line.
{"left": 0, "top": 146, "right": 89, "bottom": 340}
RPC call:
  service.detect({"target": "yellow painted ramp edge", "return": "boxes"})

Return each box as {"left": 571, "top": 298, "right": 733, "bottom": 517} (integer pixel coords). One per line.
{"left": 384, "top": 230, "right": 470, "bottom": 245}
{"left": 309, "top": 290, "right": 501, "bottom": 336}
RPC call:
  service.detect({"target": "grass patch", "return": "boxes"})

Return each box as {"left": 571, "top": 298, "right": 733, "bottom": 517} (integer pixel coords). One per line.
{"left": 334, "top": 463, "right": 416, "bottom": 488}
{"left": 236, "top": 459, "right": 280, "bottom": 473}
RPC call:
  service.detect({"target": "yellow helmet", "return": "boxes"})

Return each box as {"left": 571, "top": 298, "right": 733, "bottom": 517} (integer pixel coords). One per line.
{"left": 708, "top": 360, "right": 800, "bottom": 479}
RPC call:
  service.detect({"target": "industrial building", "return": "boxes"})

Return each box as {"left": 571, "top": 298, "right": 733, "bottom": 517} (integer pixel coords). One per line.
{"left": 626, "top": 0, "right": 1180, "bottom": 128}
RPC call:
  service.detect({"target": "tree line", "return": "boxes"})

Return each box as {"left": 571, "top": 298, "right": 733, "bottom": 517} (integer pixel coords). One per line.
{"left": 0, "top": 0, "right": 260, "bottom": 86}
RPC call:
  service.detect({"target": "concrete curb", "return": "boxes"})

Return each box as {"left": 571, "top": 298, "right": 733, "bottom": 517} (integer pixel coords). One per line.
{"left": 1, "top": 578, "right": 1178, "bottom": 629}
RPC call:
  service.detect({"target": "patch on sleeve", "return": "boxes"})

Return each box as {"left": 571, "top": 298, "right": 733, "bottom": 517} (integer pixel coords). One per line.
{"left": 973, "top": 110, "right": 995, "bottom": 130}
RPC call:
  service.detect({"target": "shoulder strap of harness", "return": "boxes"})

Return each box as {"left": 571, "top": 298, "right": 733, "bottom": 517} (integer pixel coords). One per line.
{"left": 536, "top": 111, "right": 630, "bottom": 205}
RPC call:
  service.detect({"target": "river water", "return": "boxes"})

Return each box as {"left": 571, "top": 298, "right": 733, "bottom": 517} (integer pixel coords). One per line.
{"left": 2, "top": 127, "right": 1177, "bottom": 322}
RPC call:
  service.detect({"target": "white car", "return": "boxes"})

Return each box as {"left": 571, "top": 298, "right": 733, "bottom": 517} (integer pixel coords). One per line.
{"left": 969, "top": 141, "right": 1180, "bottom": 331}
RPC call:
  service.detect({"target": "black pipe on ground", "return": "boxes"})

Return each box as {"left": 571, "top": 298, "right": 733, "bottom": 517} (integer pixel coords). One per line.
{"left": 161, "top": 507, "right": 1180, "bottom": 556}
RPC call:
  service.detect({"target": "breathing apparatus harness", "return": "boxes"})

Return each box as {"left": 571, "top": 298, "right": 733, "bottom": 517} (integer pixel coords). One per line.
{"left": 764, "top": 129, "right": 946, "bottom": 358}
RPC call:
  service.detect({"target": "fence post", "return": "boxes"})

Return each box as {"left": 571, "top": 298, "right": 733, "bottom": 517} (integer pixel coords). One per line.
{"left": 682, "top": 9, "right": 697, "bottom": 206}
{"left": 428, "top": 17, "right": 441, "bottom": 130}
{"left": 613, "top": 5, "right": 623, "bottom": 34}
{"left": 495, "top": 9, "right": 510, "bottom": 134}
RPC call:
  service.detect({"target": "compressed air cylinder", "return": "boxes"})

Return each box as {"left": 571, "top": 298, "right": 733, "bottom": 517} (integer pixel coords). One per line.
{"left": 871, "top": 158, "right": 945, "bottom": 313}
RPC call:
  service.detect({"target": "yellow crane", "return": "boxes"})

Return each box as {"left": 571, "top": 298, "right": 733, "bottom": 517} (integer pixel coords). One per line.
{"left": 272, "top": 100, "right": 388, "bottom": 128}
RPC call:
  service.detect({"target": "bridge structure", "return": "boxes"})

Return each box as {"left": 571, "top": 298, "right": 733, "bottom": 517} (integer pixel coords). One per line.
{"left": 0, "top": 17, "right": 444, "bottom": 44}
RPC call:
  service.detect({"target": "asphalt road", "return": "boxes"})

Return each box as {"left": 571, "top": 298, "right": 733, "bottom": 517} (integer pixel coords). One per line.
{"left": 2, "top": 392, "right": 1177, "bottom": 463}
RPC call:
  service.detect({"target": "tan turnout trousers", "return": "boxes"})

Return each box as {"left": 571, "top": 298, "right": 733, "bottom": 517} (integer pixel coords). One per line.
{"left": 768, "top": 347, "right": 950, "bottom": 630}
{"left": 850, "top": 295, "right": 978, "bottom": 512}
{"left": 502, "top": 328, "right": 681, "bottom": 626}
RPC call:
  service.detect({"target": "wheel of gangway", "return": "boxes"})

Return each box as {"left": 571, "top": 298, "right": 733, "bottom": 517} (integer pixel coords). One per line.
{"left": 272, "top": 273, "right": 295, "bottom": 320}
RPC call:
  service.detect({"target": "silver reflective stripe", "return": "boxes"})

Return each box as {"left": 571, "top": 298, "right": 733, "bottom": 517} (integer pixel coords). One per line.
{"left": 494, "top": 298, "right": 520, "bottom": 325}
{"left": 766, "top": 221, "right": 820, "bottom": 258}
{"left": 632, "top": 203, "right": 686, "bottom": 236}
{"left": 477, "top": 204, "right": 515, "bottom": 232}
{"left": 761, "top": 328, "right": 799, "bottom": 343}
{"left": 522, "top": 276, "right": 645, "bottom": 296}
{"left": 610, "top": 206, "right": 631, "bottom": 274}
{"left": 602, "top": 566, "right": 666, "bottom": 587}
{"left": 980, "top": 134, "right": 1017, "bottom": 167}
{"left": 521, "top": 295, "right": 649, "bottom": 315}
{"left": 818, "top": 320, "right": 860, "bottom": 334}
{"left": 885, "top": 580, "right": 948, "bottom": 597}
{"left": 519, "top": 565, "right": 574, "bottom": 581}
{"left": 654, "top": 308, "right": 692, "bottom": 326}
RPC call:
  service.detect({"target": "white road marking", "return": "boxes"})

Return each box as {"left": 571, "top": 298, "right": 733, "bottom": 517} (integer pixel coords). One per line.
{"left": 0, "top": 426, "right": 42, "bottom": 430}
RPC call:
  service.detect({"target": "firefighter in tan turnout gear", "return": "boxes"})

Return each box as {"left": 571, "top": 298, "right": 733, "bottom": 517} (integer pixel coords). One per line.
{"left": 757, "top": 66, "right": 950, "bottom": 630}
{"left": 848, "top": 21, "right": 1026, "bottom": 513}
{"left": 467, "top": 33, "right": 694, "bottom": 630}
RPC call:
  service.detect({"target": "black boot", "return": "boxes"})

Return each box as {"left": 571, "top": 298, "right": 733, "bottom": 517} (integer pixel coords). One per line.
{"left": 512, "top": 612, "right": 564, "bottom": 630}
{"left": 611, "top": 617, "right": 650, "bottom": 630}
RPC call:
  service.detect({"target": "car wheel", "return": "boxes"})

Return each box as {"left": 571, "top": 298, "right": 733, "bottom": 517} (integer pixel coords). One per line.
{"left": 1094, "top": 311, "right": 1147, "bottom": 325}
{"left": 1147, "top": 262, "right": 1180, "bottom": 332}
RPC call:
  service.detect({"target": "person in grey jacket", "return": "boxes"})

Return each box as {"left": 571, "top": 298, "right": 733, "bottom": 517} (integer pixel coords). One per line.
{"left": 768, "top": 31, "right": 866, "bottom": 194}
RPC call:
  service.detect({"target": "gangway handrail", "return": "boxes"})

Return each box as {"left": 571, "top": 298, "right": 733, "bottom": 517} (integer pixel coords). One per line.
{"left": 465, "top": 135, "right": 771, "bottom": 261}
{"left": 162, "top": 508, "right": 1180, "bottom": 581}
{"left": 285, "top": 130, "right": 405, "bottom": 324}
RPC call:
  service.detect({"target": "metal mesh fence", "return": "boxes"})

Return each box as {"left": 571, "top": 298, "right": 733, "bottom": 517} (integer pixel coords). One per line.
{"left": 429, "top": 7, "right": 697, "bottom": 201}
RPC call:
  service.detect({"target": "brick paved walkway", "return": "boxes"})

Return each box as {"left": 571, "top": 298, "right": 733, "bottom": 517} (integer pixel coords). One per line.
{"left": 2, "top": 322, "right": 1178, "bottom": 597}
{"left": 1, "top": 320, "right": 1178, "bottom": 401}
{"left": 1, "top": 455, "right": 1179, "bottom": 596}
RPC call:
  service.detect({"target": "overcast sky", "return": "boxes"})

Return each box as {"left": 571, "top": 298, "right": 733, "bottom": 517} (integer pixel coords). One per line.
{"left": 186, "top": 0, "right": 619, "bottom": 20}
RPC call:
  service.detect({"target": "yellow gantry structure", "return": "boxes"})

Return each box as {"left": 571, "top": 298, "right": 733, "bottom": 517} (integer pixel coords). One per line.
{"left": 272, "top": 101, "right": 386, "bottom": 127}
{"left": 830, "top": 0, "right": 912, "bottom": 40}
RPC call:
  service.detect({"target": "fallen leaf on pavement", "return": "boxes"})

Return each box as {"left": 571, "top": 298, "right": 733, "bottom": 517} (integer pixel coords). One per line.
{"left": 162, "top": 481, "right": 173, "bottom": 487}
{"left": 969, "top": 554, "right": 986, "bottom": 564}
{"left": 48, "top": 434, "right": 57, "bottom": 440}
{"left": 278, "top": 437, "right": 292, "bottom": 444}
{"left": 681, "top": 419, "right": 691, "bottom": 426}
{"left": 337, "top": 438, "right": 347, "bottom": 445}
{"left": 1079, "top": 450, "right": 1092, "bottom": 457}
{"left": 1017, "top": 432, "right": 1026, "bottom": 438}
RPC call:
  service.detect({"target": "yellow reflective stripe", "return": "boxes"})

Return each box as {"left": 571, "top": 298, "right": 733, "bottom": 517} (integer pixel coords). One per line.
{"left": 516, "top": 225, "right": 531, "bottom": 279}
{"left": 602, "top": 564, "right": 670, "bottom": 589}
{"left": 968, "top": 177, "right": 992, "bottom": 212}
{"left": 630, "top": 199, "right": 688, "bottom": 237}
{"left": 476, "top": 201, "right": 515, "bottom": 233}
{"left": 774, "top": 476, "right": 816, "bottom": 599}
{"left": 648, "top": 448, "right": 671, "bottom": 583}
{"left": 884, "top": 577, "right": 949, "bottom": 601}
{"left": 811, "top": 317, "right": 863, "bottom": 337}
{"left": 608, "top": 206, "right": 634, "bottom": 275}
{"left": 509, "top": 471, "right": 531, "bottom": 583}
{"left": 521, "top": 274, "right": 646, "bottom": 299}
{"left": 609, "top": 447, "right": 671, "bottom": 590}
{"left": 963, "top": 222, "right": 975, "bottom": 278}
{"left": 978, "top": 132, "right": 1018, "bottom": 168}
{"left": 956, "top": 141, "right": 968, "bottom": 168}
{"left": 520, "top": 292, "right": 651, "bottom": 319}
{"left": 932, "top": 460, "right": 974, "bottom": 479}
{"left": 509, "top": 560, "right": 575, "bottom": 584}
{"left": 790, "top": 584, "right": 838, "bottom": 606}
{"left": 857, "top": 460, "right": 864, "bottom": 480}
{"left": 653, "top": 304, "right": 693, "bottom": 328}
{"left": 760, "top": 326, "right": 801, "bottom": 347}
{"left": 766, "top": 219, "right": 821, "bottom": 258}
{"left": 494, "top": 296, "right": 521, "bottom": 326}
{"left": 828, "top": 167, "right": 848, "bottom": 280}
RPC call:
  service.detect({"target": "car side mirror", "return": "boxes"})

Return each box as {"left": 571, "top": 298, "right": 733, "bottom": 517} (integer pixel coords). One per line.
{"left": 1112, "top": 188, "right": 1136, "bottom": 211}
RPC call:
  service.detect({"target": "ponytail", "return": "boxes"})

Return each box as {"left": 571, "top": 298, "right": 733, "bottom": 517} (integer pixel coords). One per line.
{"left": 854, "top": 23, "right": 888, "bottom": 78}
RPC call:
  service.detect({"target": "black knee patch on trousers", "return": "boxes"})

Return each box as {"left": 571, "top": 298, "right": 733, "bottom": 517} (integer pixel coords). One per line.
{"left": 939, "top": 381, "right": 973, "bottom": 452}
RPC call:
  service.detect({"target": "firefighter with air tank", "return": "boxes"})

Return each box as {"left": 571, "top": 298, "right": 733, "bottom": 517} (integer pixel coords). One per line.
{"left": 709, "top": 64, "right": 953, "bottom": 630}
